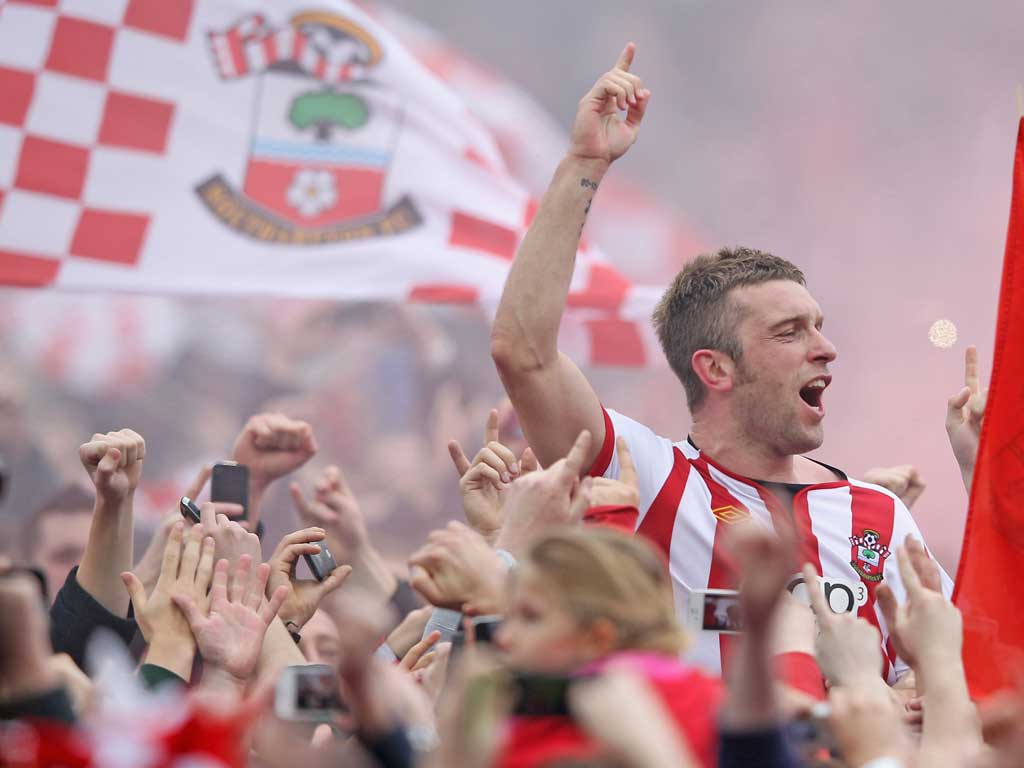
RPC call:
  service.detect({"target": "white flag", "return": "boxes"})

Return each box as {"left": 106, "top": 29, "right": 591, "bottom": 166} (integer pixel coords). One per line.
{"left": 0, "top": 0, "right": 666, "bottom": 364}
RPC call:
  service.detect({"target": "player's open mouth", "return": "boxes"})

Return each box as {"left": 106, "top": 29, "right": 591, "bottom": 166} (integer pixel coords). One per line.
{"left": 798, "top": 375, "right": 831, "bottom": 412}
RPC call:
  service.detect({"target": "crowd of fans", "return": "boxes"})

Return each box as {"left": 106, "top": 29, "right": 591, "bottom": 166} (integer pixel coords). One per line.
{"left": 0, "top": 384, "right": 1017, "bottom": 768}
{"left": 1, "top": 40, "right": 1020, "bottom": 768}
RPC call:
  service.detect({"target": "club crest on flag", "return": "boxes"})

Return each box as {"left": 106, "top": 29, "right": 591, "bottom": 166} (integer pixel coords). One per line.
{"left": 196, "top": 11, "right": 421, "bottom": 244}
{"left": 849, "top": 528, "right": 891, "bottom": 582}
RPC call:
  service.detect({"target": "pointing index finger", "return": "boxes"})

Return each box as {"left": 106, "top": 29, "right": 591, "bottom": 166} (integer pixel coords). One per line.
{"left": 801, "top": 563, "right": 831, "bottom": 620}
{"left": 964, "top": 345, "right": 980, "bottom": 394}
{"left": 484, "top": 409, "right": 500, "bottom": 446}
{"left": 563, "top": 429, "right": 593, "bottom": 478}
{"left": 616, "top": 436, "right": 637, "bottom": 489}
{"left": 615, "top": 42, "right": 636, "bottom": 73}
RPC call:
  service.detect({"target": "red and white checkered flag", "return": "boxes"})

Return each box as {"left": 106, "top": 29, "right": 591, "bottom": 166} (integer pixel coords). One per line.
{"left": 0, "top": 0, "right": 669, "bottom": 366}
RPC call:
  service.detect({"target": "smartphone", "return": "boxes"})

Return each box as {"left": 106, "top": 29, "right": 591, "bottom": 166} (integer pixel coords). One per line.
{"left": 510, "top": 673, "right": 575, "bottom": 717}
{"left": 304, "top": 544, "right": 338, "bottom": 582}
{"left": 179, "top": 496, "right": 202, "bottom": 524}
{"left": 470, "top": 615, "right": 502, "bottom": 644}
{"left": 686, "top": 588, "right": 743, "bottom": 634}
{"left": 211, "top": 461, "right": 249, "bottom": 519}
{"left": 275, "top": 664, "right": 346, "bottom": 722}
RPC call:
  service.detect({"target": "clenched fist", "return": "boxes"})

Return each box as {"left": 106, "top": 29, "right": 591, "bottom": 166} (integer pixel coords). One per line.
{"left": 232, "top": 413, "right": 317, "bottom": 491}
{"left": 79, "top": 429, "right": 145, "bottom": 505}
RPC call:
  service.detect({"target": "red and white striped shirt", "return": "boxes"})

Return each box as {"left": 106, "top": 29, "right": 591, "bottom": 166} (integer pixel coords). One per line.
{"left": 590, "top": 407, "right": 953, "bottom": 683}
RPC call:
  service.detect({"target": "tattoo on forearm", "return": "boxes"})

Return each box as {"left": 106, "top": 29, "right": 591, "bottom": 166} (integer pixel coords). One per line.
{"left": 579, "top": 179, "right": 598, "bottom": 234}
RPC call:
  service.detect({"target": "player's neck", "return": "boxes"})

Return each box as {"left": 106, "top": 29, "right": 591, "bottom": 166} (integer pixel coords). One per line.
{"left": 690, "top": 415, "right": 803, "bottom": 483}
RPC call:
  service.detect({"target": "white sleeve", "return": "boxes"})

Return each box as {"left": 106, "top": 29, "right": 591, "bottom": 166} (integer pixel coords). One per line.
{"left": 591, "top": 407, "right": 678, "bottom": 527}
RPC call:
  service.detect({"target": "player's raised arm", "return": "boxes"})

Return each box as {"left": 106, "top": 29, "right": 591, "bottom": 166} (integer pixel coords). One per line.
{"left": 491, "top": 44, "right": 650, "bottom": 470}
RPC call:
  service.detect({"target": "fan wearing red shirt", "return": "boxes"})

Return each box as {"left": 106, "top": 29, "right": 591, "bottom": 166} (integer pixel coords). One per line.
{"left": 490, "top": 43, "right": 950, "bottom": 683}
{"left": 495, "top": 527, "right": 723, "bottom": 768}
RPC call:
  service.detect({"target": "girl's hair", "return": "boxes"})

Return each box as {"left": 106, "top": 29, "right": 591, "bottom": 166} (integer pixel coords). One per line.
{"left": 522, "top": 526, "right": 688, "bottom": 655}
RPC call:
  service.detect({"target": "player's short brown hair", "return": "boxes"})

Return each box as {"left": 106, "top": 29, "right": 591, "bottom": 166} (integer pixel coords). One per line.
{"left": 652, "top": 247, "right": 805, "bottom": 412}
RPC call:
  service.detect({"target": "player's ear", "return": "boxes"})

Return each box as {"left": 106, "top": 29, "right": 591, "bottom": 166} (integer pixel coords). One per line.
{"left": 692, "top": 349, "right": 737, "bottom": 395}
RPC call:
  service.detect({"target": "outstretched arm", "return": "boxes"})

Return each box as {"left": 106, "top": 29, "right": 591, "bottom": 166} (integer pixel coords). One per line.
{"left": 491, "top": 43, "right": 650, "bottom": 470}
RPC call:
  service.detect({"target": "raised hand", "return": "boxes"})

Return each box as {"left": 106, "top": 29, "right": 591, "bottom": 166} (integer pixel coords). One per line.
{"left": 290, "top": 464, "right": 397, "bottom": 604}
{"left": 174, "top": 555, "right": 287, "bottom": 683}
{"left": 495, "top": 430, "right": 593, "bottom": 556}
{"left": 448, "top": 409, "right": 538, "bottom": 541}
{"left": 233, "top": 413, "right": 317, "bottom": 493}
{"left": 199, "top": 501, "right": 262, "bottom": 574}
{"left": 568, "top": 43, "right": 650, "bottom": 166}
{"left": 862, "top": 464, "right": 926, "bottom": 509}
{"left": 946, "top": 345, "right": 987, "bottom": 493}
{"left": 408, "top": 522, "right": 507, "bottom": 614}
{"left": 802, "top": 564, "right": 885, "bottom": 690}
{"left": 290, "top": 465, "right": 367, "bottom": 555}
{"left": 588, "top": 437, "right": 640, "bottom": 508}
{"left": 876, "top": 537, "right": 962, "bottom": 673}
{"left": 79, "top": 429, "right": 145, "bottom": 505}
{"left": 730, "top": 523, "right": 796, "bottom": 633}
{"left": 266, "top": 527, "right": 351, "bottom": 631}
{"left": 132, "top": 465, "right": 244, "bottom": 595}
{"left": 121, "top": 522, "right": 214, "bottom": 680}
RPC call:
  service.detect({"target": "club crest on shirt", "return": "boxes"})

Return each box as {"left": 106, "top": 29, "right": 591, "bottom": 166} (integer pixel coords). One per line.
{"left": 849, "top": 528, "right": 891, "bottom": 582}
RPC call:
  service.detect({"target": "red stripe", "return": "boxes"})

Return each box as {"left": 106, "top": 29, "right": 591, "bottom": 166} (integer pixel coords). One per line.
{"left": 587, "top": 407, "right": 616, "bottom": 478}
{"left": 293, "top": 32, "right": 307, "bottom": 63}
{"left": 849, "top": 484, "right": 897, "bottom": 679}
{"left": 635, "top": 447, "right": 689, "bottom": 565}
{"left": 449, "top": 211, "right": 519, "bottom": 260}
{"left": 792, "top": 491, "right": 823, "bottom": 574}
{"left": 691, "top": 458, "right": 748, "bottom": 675}
{"left": 261, "top": 35, "right": 276, "bottom": 66}
{"left": 314, "top": 56, "right": 328, "bottom": 80}
{"left": 227, "top": 32, "right": 247, "bottom": 76}
{"left": 408, "top": 284, "right": 479, "bottom": 304}
{"left": 584, "top": 317, "right": 645, "bottom": 366}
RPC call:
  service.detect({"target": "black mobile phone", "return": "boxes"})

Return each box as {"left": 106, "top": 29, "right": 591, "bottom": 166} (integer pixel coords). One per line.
{"left": 211, "top": 462, "right": 249, "bottom": 519}
{"left": 471, "top": 615, "right": 502, "bottom": 644}
{"left": 304, "top": 544, "right": 338, "bottom": 582}
{"left": 510, "top": 673, "right": 575, "bottom": 717}
{"left": 180, "top": 496, "right": 202, "bottom": 524}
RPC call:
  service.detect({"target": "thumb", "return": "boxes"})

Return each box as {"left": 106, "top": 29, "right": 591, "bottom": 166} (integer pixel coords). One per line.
{"left": 171, "top": 593, "right": 204, "bottom": 629}
{"left": 947, "top": 387, "right": 971, "bottom": 416}
{"left": 318, "top": 564, "right": 353, "bottom": 600}
{"left": 569, "top": 476, "right": 594, "bottom": 523}
{"left": 121, "top": 571, "right": 147, "bottom": 612}
{"left": 97, "top": 446, "right": 122, "bottom": 477}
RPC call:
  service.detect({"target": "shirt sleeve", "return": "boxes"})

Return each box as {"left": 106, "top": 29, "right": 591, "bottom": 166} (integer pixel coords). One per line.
{"left": 49, "top": 566, "right": 139, "bottom": 669}
{"left": 587, "top": 407, "right": 680, "bottom": 529}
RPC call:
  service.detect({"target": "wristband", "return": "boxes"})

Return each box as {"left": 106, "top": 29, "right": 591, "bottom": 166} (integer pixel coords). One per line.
{"left": 284, "top": 620, "right": 302, "bottom": 645}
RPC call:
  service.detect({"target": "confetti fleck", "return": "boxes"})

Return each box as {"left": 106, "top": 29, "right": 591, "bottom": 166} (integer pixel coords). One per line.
{"left": 928, "top": 319, "right": 958, "bottom": 349}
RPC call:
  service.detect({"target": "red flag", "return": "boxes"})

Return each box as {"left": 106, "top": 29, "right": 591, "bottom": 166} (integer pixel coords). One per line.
{"left": 953, "top": 117, "right": 1024, "bottom": 699}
